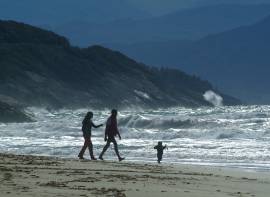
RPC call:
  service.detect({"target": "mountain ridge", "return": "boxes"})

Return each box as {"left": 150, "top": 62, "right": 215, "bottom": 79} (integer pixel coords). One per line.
{"left": 54, "top": 4, "right": 270, "bottom": 46}
{"left": 0, "top": 20, "right": 240, "bottom": 112}
{"left": 107, "top": 15, "right": 270, "bottom": 103}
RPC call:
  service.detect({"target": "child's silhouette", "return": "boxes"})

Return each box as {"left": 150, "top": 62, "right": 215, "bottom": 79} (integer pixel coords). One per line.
{"left": 154, "top": 141, "right": 167, "bottom": 163}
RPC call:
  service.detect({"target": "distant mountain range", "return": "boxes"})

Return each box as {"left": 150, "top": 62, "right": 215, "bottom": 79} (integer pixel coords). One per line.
{"left": 53, "top": 4, "right": 270, "bottom": 46}
{"left": 107, "top": 15, "right": 270, "bottom": 104}
{"left": 0, "top": 20, "right": 240, "bottom": 121}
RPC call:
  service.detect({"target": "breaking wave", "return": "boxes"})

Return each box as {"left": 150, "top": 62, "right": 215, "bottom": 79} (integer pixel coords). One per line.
{"left": 1, "top": 105, "right": 270, "bottom": 170}
{"left": 118, "top": 115, "right": 193, "bottom": 129}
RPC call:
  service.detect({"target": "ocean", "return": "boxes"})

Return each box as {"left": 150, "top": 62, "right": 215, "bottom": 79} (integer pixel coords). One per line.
{"left": 1, "top": 106, "right": 270, "bottom": 170}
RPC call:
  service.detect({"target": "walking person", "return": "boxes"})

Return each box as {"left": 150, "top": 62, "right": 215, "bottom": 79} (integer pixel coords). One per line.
{"left": 78, "top": 111, "right": 103, "bottom": 160}
{"left": 99, "top": 109, "right": 125, "bottom": 161}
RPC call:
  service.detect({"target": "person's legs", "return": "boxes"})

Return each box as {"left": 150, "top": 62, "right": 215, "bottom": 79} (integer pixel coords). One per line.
{"left": 88, "top": 141, "right": 96, "bottom": 160}
{"left": 112, "top": 137, "right": 124, "bottom": 161}
{"left": 78, "top": 137, "right": 90, "bottom": 159}
{"left": 157, "top": 153, "right": 162, "bottom": 163}
{"left": 99, "top": 140, "right": 111, "bottom": 160}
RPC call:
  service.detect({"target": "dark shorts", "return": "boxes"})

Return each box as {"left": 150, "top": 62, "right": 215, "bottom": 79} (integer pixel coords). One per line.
{"left": 107, "top": 135, "right": 117, "bottom": 144}
{"left": 83, "top": 135, "right": 91, "bottom": 139}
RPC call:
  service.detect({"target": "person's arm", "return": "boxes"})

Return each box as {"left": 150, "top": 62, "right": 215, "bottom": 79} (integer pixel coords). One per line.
{"left": 91, "top": 121, "right": 103, "bottom": 128}
{"left": 116, "top": 124, "right": 121, "bottom": 140}
{"left": 104, "top": 125, "right": 108, "bottom": 141}
{"left": 117, "top": 131, "right": 121, "bottom": 140}
{"left": 154, "top": 146, "right": 157, "bottom": 149}
{"left": 104, "top": 119, "right": 109, "bottom": 141}
{"left": 115, "top": 123, "right": 121, "bottom": 140}
{"left": 163, "top": 145, "right": 167, "bottom": 150}
{"left": 116, "top": 120, "right": 121, "bottom": 140}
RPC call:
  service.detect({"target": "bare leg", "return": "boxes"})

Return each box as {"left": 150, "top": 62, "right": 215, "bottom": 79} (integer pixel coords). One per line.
{"left": 113, "top": 141, "right": 121, "bottom": 159}
{"left": 113, "top": 140, "right": 124, "bottom": 161}
{"left": 99, "top": 141, "right": 110, "bottom": 160}
{"left": 78, "top": 138, "right": 90, "bottom": 159}
{"left": 88, "top": 142, "right": 96, "bottom": 160}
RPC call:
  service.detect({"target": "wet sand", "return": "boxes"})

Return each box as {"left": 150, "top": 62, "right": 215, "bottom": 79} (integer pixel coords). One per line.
{"left": 0, "top": 153, "right": 269, "bottom": 197}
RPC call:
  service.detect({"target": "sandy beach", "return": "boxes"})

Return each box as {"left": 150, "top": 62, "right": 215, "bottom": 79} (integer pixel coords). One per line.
{"left": 0, "top": 153, "right": 269, "bottom": 197}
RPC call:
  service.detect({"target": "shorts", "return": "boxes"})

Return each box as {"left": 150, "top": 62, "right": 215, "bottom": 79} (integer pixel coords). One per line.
{"left": 107, "top": 135, "right": 117, "bottom": 144}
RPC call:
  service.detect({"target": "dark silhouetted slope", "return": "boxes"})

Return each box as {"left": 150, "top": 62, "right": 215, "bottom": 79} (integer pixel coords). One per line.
{"left": 0, "top": 20, "right": 240, "bottom": 112}
{"left": 0, "top": 20, "right": 69, "bottom": 45}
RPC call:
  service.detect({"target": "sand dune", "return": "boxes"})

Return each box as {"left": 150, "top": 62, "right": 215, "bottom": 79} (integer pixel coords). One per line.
{"left": 0, "top": 153, "right": 269, "bottom": 197}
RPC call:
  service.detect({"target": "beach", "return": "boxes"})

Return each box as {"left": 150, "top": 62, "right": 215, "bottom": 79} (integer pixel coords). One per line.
{"left": 0, "top": 153, "right": 269, "bottom": 197}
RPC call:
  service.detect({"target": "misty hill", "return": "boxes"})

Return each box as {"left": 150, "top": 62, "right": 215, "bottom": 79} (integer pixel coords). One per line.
{"left": 179, "top": 14, "right": 270, "bottom": 104}
{"left": 0, "top": 20, "right": 240, "bottom": 113}
{"left": 54, "top": 4, "right": 270, "bottom": 46}
{"left": 0, "top": 0, "right": 149, "bottom": 26}
{"left": 109, "top": 15, "right": 270, "bottom": 104}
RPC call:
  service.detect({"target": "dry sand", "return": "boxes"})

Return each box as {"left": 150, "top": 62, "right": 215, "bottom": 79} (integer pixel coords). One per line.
{"left": 0, "top": 153, "right": 269, "bottom": 197}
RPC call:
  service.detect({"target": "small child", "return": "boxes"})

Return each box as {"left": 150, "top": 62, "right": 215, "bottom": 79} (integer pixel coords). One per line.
{"left": 154, "top": 141, "right": 167, "bottom": 163}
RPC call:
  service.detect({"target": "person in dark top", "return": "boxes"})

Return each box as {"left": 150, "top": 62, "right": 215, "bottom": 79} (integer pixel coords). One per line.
{"left": 154, "top": 141, "right": 167, "bottom": 163}
{"left": 99, "top": 109, "right": 124, "bottom": 161}
{"left": 78, "top": 111, "right": 103, "bottom": 160}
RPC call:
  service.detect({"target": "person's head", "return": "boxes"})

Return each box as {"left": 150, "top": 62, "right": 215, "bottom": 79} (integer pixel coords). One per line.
{"left": 85, "top": 111, "right": 93, "bottom": 120}
{"left": 111, "top": 109, "right": 117, "bottom": 117}
{"left": 158, "top": 141, "right": 162, "bottom": 146}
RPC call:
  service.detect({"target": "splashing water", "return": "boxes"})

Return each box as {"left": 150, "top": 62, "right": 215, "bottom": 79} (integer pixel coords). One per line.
{"left": 203, "top": 90, "right": 223, "bottom": 106}
{"left": 1, "top": 105, "right": 270, "bottom": 170}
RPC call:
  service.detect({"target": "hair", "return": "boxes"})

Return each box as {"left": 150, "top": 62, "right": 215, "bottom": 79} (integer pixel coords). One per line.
{"left": 111, "top": 109, "right": 117, "bottom": 115}
{"left": 85, "top": 111, "right": 93, "bottom": 120}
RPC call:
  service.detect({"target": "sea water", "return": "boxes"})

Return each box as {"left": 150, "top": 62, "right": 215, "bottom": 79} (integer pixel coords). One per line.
{"left": 1, "top": 105, "right": 270, "bottom": 170}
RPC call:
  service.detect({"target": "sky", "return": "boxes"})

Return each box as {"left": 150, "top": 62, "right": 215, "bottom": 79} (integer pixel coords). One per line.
{"left": 0, "top": 0, "right": 148, "bottom": 25}
{"left": 128, "top": 0, "right": 270, "bottom": 15}
{"left": 1, "top": 0, "right": 270, "bottom": 26}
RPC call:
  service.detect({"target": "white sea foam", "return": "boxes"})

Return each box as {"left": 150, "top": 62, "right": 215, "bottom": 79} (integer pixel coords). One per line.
{"left": 1, "top": 105, "right": 270, "bottom": 170}
{"left": 203, "top": 90, "right": 223, "bottom": 106}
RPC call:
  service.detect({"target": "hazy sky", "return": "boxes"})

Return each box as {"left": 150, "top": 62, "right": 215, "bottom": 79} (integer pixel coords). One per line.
{"left": 0, "top": 0, "right": 148, "bottom": 25}
{"left": 1, "top": 0, "right": 270, "bottom": 25}
{"left": 128, "top": 0, "right": 270, "bottom": 15}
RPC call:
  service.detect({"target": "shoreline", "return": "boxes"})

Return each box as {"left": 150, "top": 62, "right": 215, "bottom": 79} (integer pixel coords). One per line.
{"left": 1, "top": 153, "right": 270, "bottom": 197}
{"left": 3, "top": 151, "right": 269, "bottom": 173}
